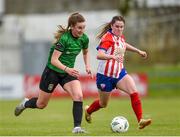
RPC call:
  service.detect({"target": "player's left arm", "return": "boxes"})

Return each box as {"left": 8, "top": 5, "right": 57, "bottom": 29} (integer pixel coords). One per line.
{"left": 126, "top": 42, "right": 147, "bottom": 59}
{"left": 82, "top": 48, "right": 93, "bottom": 77}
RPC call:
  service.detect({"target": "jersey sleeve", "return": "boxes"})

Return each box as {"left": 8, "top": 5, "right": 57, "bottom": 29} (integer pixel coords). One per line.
{"left": 97, "top": 41, "right": 112, "bottom": 51}
{"left": 82, "top": 34, "right": 89, "bottom": 49}
{"left": 55, "top": 35, "right": 67, "bottom": 52}
{"left": 97, "top": 33, "right": 113, "bottom": 51}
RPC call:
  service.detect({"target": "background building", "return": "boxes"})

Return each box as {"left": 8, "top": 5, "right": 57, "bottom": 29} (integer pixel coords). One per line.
{"left": 0, "top": 0, "right": 180, "bottom": 75}
{"left": 0, "top": 0, "right": 180, "bottom": 99}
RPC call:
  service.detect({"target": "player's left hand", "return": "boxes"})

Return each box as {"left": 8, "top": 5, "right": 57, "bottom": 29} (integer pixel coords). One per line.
{"left": 138, "top": 50, "right": 148, "bottom": 59}
{"left": 86, "top": 66, "right": 93, "bottom": 78}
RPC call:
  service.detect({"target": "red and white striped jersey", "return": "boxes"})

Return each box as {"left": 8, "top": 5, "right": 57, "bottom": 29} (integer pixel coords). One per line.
{"left": 97, "top": 31, "right": 126, "bottom": 78}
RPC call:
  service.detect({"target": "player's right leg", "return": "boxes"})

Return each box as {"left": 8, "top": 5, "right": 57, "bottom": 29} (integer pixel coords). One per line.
{"left": 14, "top": 90, "right": 52, "bottom": 116}
{"left": 14, "top": 66, "right": 58, "bottom": 116}
{"left": 85, "top": 73, "right": 112, "bottom": 123}
{"left": 85, "top": 91, "right": 110, "bottom": 123}
{"left": 14, "top": 98, "right": 29, "bottom": 116}
{"left": 84, "top": 105, "right": 91, "bottom": 123}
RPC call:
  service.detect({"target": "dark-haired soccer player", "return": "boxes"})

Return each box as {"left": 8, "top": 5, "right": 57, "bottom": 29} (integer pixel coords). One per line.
{"left": 85, "top": 15, "right": 151, "bottom": 129}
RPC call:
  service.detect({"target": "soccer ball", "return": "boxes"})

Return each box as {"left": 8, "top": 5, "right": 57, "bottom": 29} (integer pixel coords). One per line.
{"left": 110, "top": 116, "right": 129, "bottom": 132}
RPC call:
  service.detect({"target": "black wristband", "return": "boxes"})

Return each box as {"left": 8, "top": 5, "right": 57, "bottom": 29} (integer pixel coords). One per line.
{"left": 64, "top": 66, "right": 67, "bottom": 71}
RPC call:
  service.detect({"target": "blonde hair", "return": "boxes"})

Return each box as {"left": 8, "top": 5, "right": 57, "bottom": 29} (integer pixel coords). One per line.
{"left": 54, "top": 12, "right": 85, "bottom": 43}
{"left": 97, "top": 16, "right": 125, "bottom": 39}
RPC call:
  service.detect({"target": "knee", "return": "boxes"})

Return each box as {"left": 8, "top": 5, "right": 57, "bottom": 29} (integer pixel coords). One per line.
{"left": 73, "top": 95, "right": 83, "bottom": 102}
{"left": 129, "top": 90, "right": 138, "bottom": 95}
{"left": 126, "top": 89, "right": 138, "bottom": 95}
{"left": 36, "top": 102, "right": 47, "bottom": 109}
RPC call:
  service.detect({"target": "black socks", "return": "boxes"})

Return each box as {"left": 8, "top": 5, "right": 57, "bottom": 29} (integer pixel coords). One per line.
{"left": 24, "top": 97, "right": 38, "bottom": 108}
{"left": 73, "top": 101, "right": 83, "bottom": 127}
{"left": 24, "top": 98, "right": 83, "bottom": 127}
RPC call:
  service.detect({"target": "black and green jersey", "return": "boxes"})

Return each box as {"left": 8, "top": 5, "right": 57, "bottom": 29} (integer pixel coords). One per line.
{"left": 47, "top": 31, "right": 89, "bottom": 73}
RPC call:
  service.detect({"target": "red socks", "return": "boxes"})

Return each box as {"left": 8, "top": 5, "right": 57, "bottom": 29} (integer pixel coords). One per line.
{"left": 87, "top": 93, "right": 142, "bottom": 123}
{"left": 87, "top": 99, "right": 102, "bottom": 114}
{"left": 130, "top": 92, "right": 142, "bottom": 122}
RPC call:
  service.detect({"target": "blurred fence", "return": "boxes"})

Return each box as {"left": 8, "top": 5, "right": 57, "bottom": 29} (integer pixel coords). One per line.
{"left": 149, "top": 70, "right": 180, "bottom": 92}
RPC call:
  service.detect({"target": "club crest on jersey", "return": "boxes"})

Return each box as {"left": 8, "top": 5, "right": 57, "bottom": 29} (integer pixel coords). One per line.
{"left": 48, "top": 84, "right": 54, "bottom": 91}
{"left": 114, "top": 46, "right": 125, "bottom": 56}
{"left": 100, "top": 84, "right": 106, "bottom": 89}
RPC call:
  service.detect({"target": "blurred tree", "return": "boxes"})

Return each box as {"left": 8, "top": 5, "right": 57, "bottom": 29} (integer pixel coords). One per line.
{"left": 117, "top": 0, "right": 131, "bottom": 16}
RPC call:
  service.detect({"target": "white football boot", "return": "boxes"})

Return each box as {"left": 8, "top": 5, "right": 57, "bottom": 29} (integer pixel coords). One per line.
{"left": 14, "top": 98, "right": 29, "bottom": 116}
{"left": 72, "top": 127, "right": 86, "bottom": 133}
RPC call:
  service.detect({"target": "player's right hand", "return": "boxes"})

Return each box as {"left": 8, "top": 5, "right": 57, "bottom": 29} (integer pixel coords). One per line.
{"left": 66, "top": 67, "right": 80, "bottom": 78}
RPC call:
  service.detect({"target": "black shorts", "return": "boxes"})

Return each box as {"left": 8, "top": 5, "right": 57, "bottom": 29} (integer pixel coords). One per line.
{"left": 39, "top": 66, "right": 78, "bottom": 93}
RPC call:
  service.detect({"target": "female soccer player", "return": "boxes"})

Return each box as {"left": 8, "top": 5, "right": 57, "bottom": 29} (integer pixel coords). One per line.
{"left": 14, "top": 12, "right": 92, "bottom": 133}
{"left": 85, "top": 15, "right": 151, "bottom": 129}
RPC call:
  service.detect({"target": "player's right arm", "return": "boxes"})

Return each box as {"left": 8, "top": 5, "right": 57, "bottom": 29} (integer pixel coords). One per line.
{"left": 51, "top": 50, "right": 79, "bottom": 78}
{"left": 97, "top": 49, "right": 121, "bottom": 62}
{"left": 97, "top": 49, "right": 114, "bottom": 60}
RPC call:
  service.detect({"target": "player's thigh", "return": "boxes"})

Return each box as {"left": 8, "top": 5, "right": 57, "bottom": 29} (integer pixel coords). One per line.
{"left": 116, "top": 74, "right": 137, "bottom": 94}
{"left": 63, "top": 80, "right": 83, "bottom": 101}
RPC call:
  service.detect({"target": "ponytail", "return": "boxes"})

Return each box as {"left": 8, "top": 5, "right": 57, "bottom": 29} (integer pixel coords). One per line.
{"left": 97, "top": 23, "right": 111, "bottom": 39}
{"left": 53, "top": 25, "right": 69, "bottom": 44}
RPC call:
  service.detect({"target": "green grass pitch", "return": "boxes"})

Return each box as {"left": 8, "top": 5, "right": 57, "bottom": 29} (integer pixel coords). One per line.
{"left": 0, "top": 97, "right": 180, "bottom": 136}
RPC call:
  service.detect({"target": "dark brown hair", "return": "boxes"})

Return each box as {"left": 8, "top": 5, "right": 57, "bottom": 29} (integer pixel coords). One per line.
{"left": 97, "top": 16, "right": 125, "bottom": 39}
{"left": 54, "top": 12, "right": 85, "bottom": 43}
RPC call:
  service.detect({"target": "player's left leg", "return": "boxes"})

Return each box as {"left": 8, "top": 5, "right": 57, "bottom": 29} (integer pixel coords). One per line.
{"left": 63, "top": 79, "right": 86, "bottom": 133}
{"left": 116, "top": 74, "right": 151, "bottom": 129}
{"left": 138, "top": 118, "right": 152, "bottom": 129}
